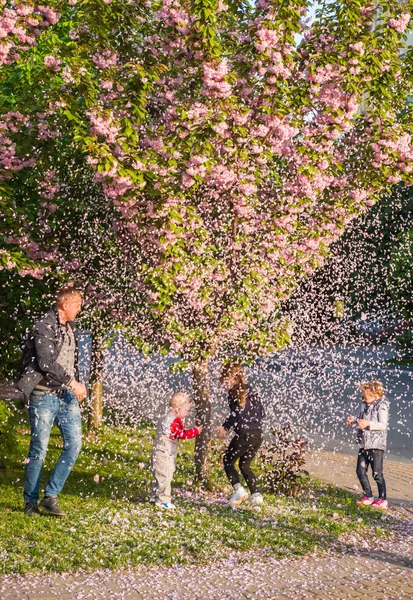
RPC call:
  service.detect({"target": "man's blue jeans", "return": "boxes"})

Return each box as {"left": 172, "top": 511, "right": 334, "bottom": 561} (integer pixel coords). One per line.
{"left": 24, "top": 389, "right": 82, "bottom": 503}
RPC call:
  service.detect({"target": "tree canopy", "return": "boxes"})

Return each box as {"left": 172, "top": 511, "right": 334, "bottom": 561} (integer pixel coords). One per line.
{"left": 1, "top": 0, "right": 413, "bottom": 369}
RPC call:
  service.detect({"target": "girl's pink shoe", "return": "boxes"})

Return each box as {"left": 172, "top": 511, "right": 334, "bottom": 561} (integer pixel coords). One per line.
{"left": 371, "top": 499, "right": 389, "bottom": 509}
{"left": 356, "top": 496, "right": 374, "bottom": 506}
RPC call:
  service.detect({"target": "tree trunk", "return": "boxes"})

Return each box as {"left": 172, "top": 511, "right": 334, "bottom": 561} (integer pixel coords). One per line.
{"left": 192, "top": 359, "right": 212, "bottom": 483}
{"left": 88, "top": 339, "right": 104, "bottom": 430}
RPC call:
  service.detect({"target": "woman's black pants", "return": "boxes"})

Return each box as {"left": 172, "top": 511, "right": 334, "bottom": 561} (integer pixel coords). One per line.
{"left": 223, "top": 430, "right": 263, "bottom": 494}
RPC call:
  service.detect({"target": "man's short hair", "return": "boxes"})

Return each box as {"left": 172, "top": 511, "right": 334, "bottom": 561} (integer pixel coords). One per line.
{"left": 56, "top": 286, "right": 82, "bottom": 308}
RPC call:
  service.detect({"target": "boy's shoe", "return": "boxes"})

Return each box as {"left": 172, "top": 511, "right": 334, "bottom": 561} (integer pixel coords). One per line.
{"left": 156, "top": 502, "right": 176, "bottom": 510}
{"left": 247, "top": 493, "right": 264, "bottom": 507}
{"left": 356, "top": 496, "right": 374, "bottom": 506}
{"left": 39, "top": 496, "right": 65, "bottom": 516}
{"left": 229, "top": 485, "right": 248, "bottom": 508}
{"left": 24, "top": 502, "right": 40, "bottom": 517}
{"left": 371, "top": 499, "right": 389, "bottom": 510}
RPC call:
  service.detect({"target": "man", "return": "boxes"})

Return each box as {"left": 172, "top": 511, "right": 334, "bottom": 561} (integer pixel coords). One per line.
{"left": 17, "top": 286, "right": 87, "bottom": 517}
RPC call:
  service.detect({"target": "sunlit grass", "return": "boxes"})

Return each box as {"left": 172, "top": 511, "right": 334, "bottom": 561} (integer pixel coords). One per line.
{"left": 0, "top": 406, "right": 388, "bottom": 574}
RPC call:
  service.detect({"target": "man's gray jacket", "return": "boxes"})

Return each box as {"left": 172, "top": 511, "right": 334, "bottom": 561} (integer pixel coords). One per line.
{"left": 17, "top": 308, "right": 79, "bottom": 395}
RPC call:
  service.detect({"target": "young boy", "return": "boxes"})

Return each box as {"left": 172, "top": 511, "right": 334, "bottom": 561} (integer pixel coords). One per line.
{"left": 347, "top": 381, "right": 389, "bottom": 509}
{"left": 151, "top": 392, "right": 203, "bottom": 509}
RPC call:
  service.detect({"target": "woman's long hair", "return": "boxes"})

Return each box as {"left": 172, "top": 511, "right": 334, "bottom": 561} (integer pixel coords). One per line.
{"left": 220, "top": 363, "right": 247, "bottom": 408}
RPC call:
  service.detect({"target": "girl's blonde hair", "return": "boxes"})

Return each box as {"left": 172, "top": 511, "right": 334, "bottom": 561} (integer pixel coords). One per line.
{"left": 220, "top": 363, "right": 247, "bottom": 408}
{"left": 360, "top": 381, "right": 384, "bottom": 398}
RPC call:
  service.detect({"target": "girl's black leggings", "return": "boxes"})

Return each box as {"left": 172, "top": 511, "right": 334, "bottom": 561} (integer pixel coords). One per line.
{"left": 223, "top": 430, "right": 263, "bottom": 494}
{"left": 356, "top": 448, "right": 386, "bottom": 499}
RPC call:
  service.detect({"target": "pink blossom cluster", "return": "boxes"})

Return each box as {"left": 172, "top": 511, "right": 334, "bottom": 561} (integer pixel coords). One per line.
{"left": 186, "top": 103, "right": 209, "bottom": 124}
{"left": 263, "top": 116, "right": 299, "bottom": 155}
{"left": 36, "top": 5, "right": 60, "bottom": 26}
{"left": 4, "top": 228, "right": 60, "bottom": 268}
{"left": 233, "top": 111, "right": 250, "bottom": 126}
{"left": 88, "top": 110, "right": 120, "bottom": 144}
{"left": 155, "top": 0, "right": 190, "bottom": 35}
{"left": 39, "top": 170, "right": 60, "bottom": 200}
{"left": 388, "top": 13, "right": 410, "bottom": 33}
{"left": 18, "top": 266, "right": 44, "bottom": 279}
{"left": 185, "top": 155, "right": 207, "bottom": 181}
{"left": 370, "top": 132, "right": 413, "bottom": 171}
{"left": 0, "top": 115, "right": 35, "bottom": 177}
{"left": 348, "top": 189, "right": 368, "bottom": 202}
{"left": 318, "top": 83, "right": 355, "bottom": 113}
{"left": 103, "top": 175, "right": 135, "bottom": 200}
{"left": 0, "top": 3, "right": 60, "bottom": 65}
{"left": 238, "top": 182, "right": 257, "bottom": 196}
{"left": 43, "top": 55, "right": 61, "bottom": 70}
{"left": 254, "top": 27, "right": 279, "bottom": 53}
{"left": 201, "top": 61, "right": 232, "bottom": 99}
{"left": 92, "top": 50, "right": 117, "bottom": 69}
{"left": 360, "top": 5, "right": 376, "bottom": 16}
{"left": 307, "top": 64, "right": 344, "bottom": 85}
{"left": 349, "top": 42, "right": 364, "bottom": 55}
{"left": 264, "top": 52, "right": 291, "bottom": 79}
{"left": 208, "top": 164, "right": 237, "bottom": 189}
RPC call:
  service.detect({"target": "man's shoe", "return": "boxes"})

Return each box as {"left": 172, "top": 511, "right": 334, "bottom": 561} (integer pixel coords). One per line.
{"left": 39, "top": 496, "right": 65, "bottom": 516}
{"left": 356, "top": 496, "right": 374, "bottom": 506}
{"left": 371, "top": 499, "right": 389, "bottom": 510}
{"left": 229, "top": 485, "right": 248, "bottom": 508}
{"left": 24, "top": 502, "right": 40, "bottom": 517}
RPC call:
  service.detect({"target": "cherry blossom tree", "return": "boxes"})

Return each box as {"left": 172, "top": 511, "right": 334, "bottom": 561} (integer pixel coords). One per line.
{"left": 2, "top": 0, "right": 413, "bottom": 477}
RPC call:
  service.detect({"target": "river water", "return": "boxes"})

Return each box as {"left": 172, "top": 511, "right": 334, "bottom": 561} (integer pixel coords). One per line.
{"left": 79, "top": 336, "right": 412, "bottom": 462}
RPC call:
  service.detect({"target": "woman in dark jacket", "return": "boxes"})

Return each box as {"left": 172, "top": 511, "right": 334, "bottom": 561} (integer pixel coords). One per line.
{"left": 218, "top": 363, "right": 265, "bottom": 508}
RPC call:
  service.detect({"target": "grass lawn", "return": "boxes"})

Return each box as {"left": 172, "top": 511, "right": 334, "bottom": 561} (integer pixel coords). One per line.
{"left": 0, "top": 403, "right": 390, "bottom": 574}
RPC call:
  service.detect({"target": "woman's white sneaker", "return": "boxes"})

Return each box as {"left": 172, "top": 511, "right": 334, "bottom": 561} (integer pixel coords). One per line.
{"left": 247, "top": 492, "right": 264, "bottom": 507}
{"left": 229, "top": 485, "right": 248, "bottom": 508}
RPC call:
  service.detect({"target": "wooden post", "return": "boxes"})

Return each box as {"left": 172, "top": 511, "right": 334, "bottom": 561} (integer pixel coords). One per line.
{"left": 88, "top": 338, "right": 104, "bottom": 429}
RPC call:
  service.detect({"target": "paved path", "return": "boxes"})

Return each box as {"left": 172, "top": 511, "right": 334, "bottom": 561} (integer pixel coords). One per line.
{"left": 306, "top": 450, "right": 413, "bottom": 508}
{"left": 1, "top": 451, "right": 412, "bottom": 600}
{"left": 1, "top": 537, "right": 412, "bottom": 600}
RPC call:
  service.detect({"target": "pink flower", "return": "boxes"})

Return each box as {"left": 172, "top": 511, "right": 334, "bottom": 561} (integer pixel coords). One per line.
{"left": 18, "top": 267, "right": 44, "bottom": 279}
{"left": 209, "top": 164, "right": 237, "bottom": 189}
{"left": 182, "top": 173, "right": 195, "bottom": 187}
{"left": 43, "top": 55, "right": 61, "bottom": 70}
{"left": 255, "top": 27, "right": 279, "bottom": 53}
{"left": 88, "top": 110, "right": 120, "bottom": 143}
{"left": 16, "top": 5, "right": 34, "bottom": 16}
{"left": 239, "top": 183, "right": 257, "bottom": 195}
{"left": 92, "top": 50, "right": 117, "bottom": 69}
{"left": 35, "top": 6, "right": 61, "bottom": 25}
{"left": 93, "top": 474, "right": 100, "bottom": 483}
{"left": 350, "top": 42, "right": 364, "bottom": 54}
{"left": 388, "top": 13, "right": 410, "bottom": 33}
{"left": 200, "top": 60, "right": 232, "bottom": 99}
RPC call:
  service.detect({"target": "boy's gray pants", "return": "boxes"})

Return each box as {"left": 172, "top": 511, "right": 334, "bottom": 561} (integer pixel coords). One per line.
{"left": 151, "top": 439, "right": 177, "bottom": 504}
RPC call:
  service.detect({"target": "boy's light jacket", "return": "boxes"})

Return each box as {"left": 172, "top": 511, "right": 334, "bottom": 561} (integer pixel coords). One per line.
{"left": 152, "top": 412, "right": 199, "bottom": 457}
{"left": 354, "top": 398, "right": 389, "bottom": 451}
